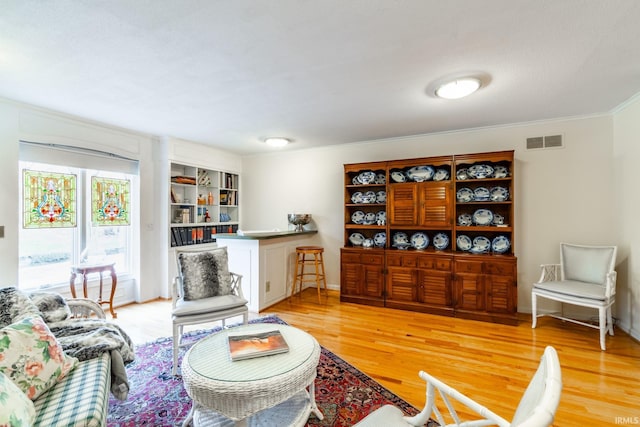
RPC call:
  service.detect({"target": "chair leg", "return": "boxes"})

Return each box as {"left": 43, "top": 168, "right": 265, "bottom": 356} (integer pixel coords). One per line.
{"left": 172, "top": 324, "right": 180, "bottom": 376}
{"left": 607, "top": 307, "right": 615, "bottom": 336}
{"left": 531, "top": 293, "right": 538, "bottom": 328}
{"left": 599, "top": 307, "right": 607, "bottom": 351}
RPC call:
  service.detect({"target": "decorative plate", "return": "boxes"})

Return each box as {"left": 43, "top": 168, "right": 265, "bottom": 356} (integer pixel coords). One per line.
{"left": 456, "top": 187, "right": 474, "bottom": 203}
{"left": 492, "top": 235, "right": 511, "bottom": 254}
{"left": 490, "top": 186, "right": 509, "bottom": 202}
{"left": 374, "top": 173, "right": 386, "bottom": 184}
{"left": 357, "top": 171, "right": 376, "bottom": 184}
{"left": 352, "top": 176, "right": 360, "bottom": 185}
{"left": 362, "top": 238, "right": 374, "bottom": 248}
{"left": 456, "top": 234, "right": 472, "bottom": 251}
{"left": 361, "top": 191, "right": 377, "bottom": 203}
{"left": 467, "top": 164, "right": 495, "bottom": 179}
{"left": 492, "top": 213, "right": 505, "bottom": 226}
{"left": 351, "top": 210, "right": 365, "bottom": 224}
{"left": 456, "top": 168, "right": 469, "bottom": 180}
{"left": 376, "top": 191, "right": 386, "bottom": 204}
{"left": 351, "top": 191, "right": 363, "bottom": 203}
{"left": 363, "top": 212, "right": 376, "bottom": 225}
{"left": 375, "top": 211, "right": 386, "bottom": 224}
{"left": 469, "top": 246, "right": 489, "bottom": 254}
{"left": 390, "top": 170, "right": 406, "bottom": 183}
{"left": 393, "top": 242, "right": 412, "bottom": 250}
{"left": 433, "top": 233, "right": 449, "bottom": 250}
{"left": 473, "top": 236, "right": 491, "bottom": 251}
{"left": 458, "top": 213, "right": 473, "bottom": 226}
{"left": 493, "top": 165, "right": 509, "bottom": 178}
{"left": 373, "top": 232, "right": 386, "bottom": 247}
{"left": 473, "top": 209, "right": 494, "bottom": 226}
{"left": 392, "top": 232, "right": 409, "bottom": 245}
{"left": 410, "top": 232, "right": 429, "bottom": 250}
{"left": 473, "top": 187, "right": 491, "bottom": 201}
{"left": 433, "top": 169, "right": 450, "bottom": 181}
{"left": 406, "top": 165, "right": 435, "bottom": 182}
{"left": 349, "top": 233, "right": 365, "bottom": 246}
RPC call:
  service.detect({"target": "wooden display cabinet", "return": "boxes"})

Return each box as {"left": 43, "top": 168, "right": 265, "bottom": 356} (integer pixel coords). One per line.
{"left": 340, "top": 150, "right": 518, "bottom": 325}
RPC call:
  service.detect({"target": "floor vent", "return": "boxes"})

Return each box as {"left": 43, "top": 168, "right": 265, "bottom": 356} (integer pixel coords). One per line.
{"left": 526, "top": 134, "right": 563, "bottom": 150}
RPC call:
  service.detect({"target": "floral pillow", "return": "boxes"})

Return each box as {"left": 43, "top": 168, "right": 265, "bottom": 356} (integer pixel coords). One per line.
{"left": 0, "top": 316, "right": 78, "bottom": 400}
{"left": 0, "top": 371, "right": 36, "bottom": 426}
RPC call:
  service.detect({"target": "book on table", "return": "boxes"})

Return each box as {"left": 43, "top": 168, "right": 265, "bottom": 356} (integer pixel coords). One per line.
{"left": 228, "top": 329, "right": 290, "bottom": 361}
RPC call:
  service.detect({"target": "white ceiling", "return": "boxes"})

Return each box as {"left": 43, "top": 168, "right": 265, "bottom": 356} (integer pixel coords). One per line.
{"left": 2, "top": 0, "right": 640, "bottom": 155}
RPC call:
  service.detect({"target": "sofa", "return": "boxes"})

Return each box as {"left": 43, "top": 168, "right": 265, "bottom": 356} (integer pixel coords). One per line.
{"left": 0, "top": 287, "right": 133, "bottom": 427}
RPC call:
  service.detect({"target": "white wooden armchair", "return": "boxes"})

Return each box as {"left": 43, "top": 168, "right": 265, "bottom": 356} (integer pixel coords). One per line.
{"left": 171, "top": 246, "right": 248, "bottom": 375}
{"left": 532, "top": 243, "right": 617, "bottom": 350}
{"left": 354, "top": 346, "right": 562, "bottom": 427}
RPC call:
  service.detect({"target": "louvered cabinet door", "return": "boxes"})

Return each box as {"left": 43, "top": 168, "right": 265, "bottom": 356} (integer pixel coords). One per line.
{"left": 419, "top": 181, "right": 453, "bottom": 227}
{"left": 388, "top": 184, "right": 418, "bottom": 225}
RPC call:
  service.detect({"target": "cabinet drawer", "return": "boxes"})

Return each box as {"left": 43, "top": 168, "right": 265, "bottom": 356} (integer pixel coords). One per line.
{"left": 386, "top": 254, "right": 403, "bottom": 267}
{"left": 419, "top": 256, "right": 451, "bottom": 271}
{"left": 342, "top": 252, "right": 361, "bottom": 263}
{"left": 402, "top": 255, "right": 418, "bottom": 267}
{"left": 485, "top": 261, "right": 516, "bottom": 276}
{"left": 387, "top": 253, "right": 417, "bottom": 267}
{"left": 455, "top": 260, "right": 483, "bottom": 274}
{"left": 362, "top": 254, "right": 384, "bottom": 265}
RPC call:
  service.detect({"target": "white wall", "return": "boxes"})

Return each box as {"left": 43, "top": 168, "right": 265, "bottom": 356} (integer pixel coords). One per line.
{"left": 613, "top": 94, "right": 640, "bottom": 340}
{"left": 242, "top": 115, "right": 624, "bottom": 323}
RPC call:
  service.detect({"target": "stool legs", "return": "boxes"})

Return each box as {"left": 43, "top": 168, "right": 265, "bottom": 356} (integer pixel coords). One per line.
{"left": 291, "top": 249, "right": 327, "bottom": 303}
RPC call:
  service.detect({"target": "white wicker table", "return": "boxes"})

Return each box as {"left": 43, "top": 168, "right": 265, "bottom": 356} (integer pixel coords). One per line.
{"left": 181, "top": 323, "right": 323, "bottom": 427}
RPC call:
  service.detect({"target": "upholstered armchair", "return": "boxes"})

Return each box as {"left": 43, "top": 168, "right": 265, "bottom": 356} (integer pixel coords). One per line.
{"left": 355, "top": 346, "right": 562, "bottom": 427}
{"left": 172, "top": 246, "right": 249, "bottom": 375}
{"left": 532, "top": 243, "right": 617, "bottom": 350}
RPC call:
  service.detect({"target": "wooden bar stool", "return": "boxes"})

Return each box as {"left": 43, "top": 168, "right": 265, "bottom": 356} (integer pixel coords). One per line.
{"left": 291, "top": 246, "right": 327, "bottom": 303}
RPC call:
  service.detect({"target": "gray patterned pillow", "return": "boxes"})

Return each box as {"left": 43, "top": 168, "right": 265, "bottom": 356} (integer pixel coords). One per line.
{"left": 178, "top": 247, "right": 232, "bottom": 300}
{"left": 29, "top": 291, "right": 71, "bottom": 323}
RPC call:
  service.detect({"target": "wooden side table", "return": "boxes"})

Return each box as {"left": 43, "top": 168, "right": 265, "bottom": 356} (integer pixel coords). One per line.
{"left": 70, "top": 262, "right": 118, "bottom": 318}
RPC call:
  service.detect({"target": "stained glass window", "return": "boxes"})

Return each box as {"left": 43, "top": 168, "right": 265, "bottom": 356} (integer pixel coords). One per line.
{"left": 91, "top": 177, "right": 130, "bottom": 226}
{"left": 23, "top": 169, "right": 77, "bottom": 228}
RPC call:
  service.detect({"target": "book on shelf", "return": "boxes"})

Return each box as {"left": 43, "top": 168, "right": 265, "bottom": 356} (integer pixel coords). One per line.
{"left": 227, "top": 329, "right": 289, "bottom": 361}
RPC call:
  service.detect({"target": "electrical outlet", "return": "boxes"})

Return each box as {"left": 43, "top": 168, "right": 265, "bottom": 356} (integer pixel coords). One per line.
{"left": 266, "top": 281, "right": 271, "bottom": 292}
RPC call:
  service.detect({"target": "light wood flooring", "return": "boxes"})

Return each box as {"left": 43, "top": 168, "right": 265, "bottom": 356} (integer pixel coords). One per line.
{"left": 113, "top": 289, "right": 640, "bottom": 426}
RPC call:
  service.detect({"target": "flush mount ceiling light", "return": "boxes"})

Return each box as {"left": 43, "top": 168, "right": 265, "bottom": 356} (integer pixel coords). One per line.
{"left": 264, "top": 137, "right": 290, "bottom": 147}
{"left": 435, "top": 77, "right": 481, "bottom": 99}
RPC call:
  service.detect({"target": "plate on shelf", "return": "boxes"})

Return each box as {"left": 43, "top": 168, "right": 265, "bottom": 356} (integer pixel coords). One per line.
{"left": 473, "top": 187, "right": 490, "bottom": 201}
{"left": 492, "top": 235, "right": 511, "bottom": 254}
{"left": 467, "top": 164, "right": 495, "bottom": 179}
{"left": 374, "top": 173, "right": 386, "bottom": 184}
{"left": 361, "top": 191, "right": 377, "bottom": 203}
{"left": 351, "top": 191, "right": 363, "bottom": 203}
{"left": 433, "top": 233, "right": 449, "bottom": 250}
{"left": 349, "top": 233, "right": 365, "bottom": 246}
{"left": 490, "top": 186, "right": 509, "bottom": 201}
{"left": 373, "top": 232, "right": 386, "bottom": 247}
{"left": 473, "top": 236, "right": 491, "bottom": 251}
{"left": 357, "top": 171, "right": 376, "bottom": 184}
{"left": 473, "top": 209, "right": 494, "bottom": 226}
{"left": 352, "top": 176, "right": 360, "bottom": 185}
{"left": 363, "top": 212, "right": 376, "bottom": 225}
{"left": 362, "top": 238, "right": 374, "bottom": 248}
{"left": 456, "top": 234, "right": 472, "bottom": 251}
{"left": 492, "top": 213, "right": 505, "bottom": 226}
{"left": 493, "top": 165, "right": 510, "bottom": 178}
{"left": 433, "top": 169, "right": 450, "bottom": 181}
{"left": 376, "top": 191, "right": 386, "bottom": 204}
{"left": 458, "top": 213, "right": 473, "bottom": 226}
{"left": 351, "top": 210, "right": 365, "bottom": 224}
{"left": 394, "top": 242, "right": 412, "bottom": 250}
{"left": 392, "top": 232, "right": 409, "bottom": 245}
{"left": 456, "top": 187, "right": 474, "bottom": 202}
{"left": 390, "top": 170, "right": 406, "bottom": 183}
{"left": 375, "top": 210, "right": 386, "bottom": 224}
{"left": 469, "top": 246, "right": 489, "bottom": 254}
{"left": 410, "top": 232, "right": 429, "bottom": 250}
{"left": 406, "top": 165, "right": 435, "bottom": 182}
{"left": 456, "top": 168, "right": 469, "bottom": 180}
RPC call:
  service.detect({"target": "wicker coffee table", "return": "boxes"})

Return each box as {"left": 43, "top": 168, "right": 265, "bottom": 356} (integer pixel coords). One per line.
{"left": 181, "top": 323, "right": 323, "bottom": 427}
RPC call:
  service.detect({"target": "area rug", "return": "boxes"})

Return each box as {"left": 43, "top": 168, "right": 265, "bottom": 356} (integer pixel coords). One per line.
{"left": 107, "top": 315, "right": 421, "bottom": 426}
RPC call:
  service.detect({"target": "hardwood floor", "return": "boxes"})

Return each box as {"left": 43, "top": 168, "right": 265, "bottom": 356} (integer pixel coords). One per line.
{"left": 113, "top": 289, "right": 640, "bottom": 426}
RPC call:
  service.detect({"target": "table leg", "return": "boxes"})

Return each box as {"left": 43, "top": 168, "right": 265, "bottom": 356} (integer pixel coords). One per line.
{"left": 82, "top": 274, "right": 89, "bottom": 298}
{"left": 108, "top": 266, "right": 118, "bottom": 318}
{"left": 69, "top": 272, "right": 77, "bottom": 298}
{"left": 181, "top": 405, "right": 194, "bottom": 427}
{"left": 309, "top": 381, "right": 324, "bottom": 420}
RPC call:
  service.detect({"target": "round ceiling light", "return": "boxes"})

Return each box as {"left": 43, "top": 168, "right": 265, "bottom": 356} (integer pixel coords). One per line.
{"left": 435, "top": 78, "right": 481, "bottom": 99}
{"left": 264, "top": 137, "right": 290, "bottom": 147}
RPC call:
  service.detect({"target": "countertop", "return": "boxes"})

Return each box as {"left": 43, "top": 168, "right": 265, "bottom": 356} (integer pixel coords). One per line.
{"left": 215, "top": 229, "right": 317, "bottom": 240}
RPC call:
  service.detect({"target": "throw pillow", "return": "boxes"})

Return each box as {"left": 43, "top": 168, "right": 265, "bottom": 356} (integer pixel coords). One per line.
{"left": 29, "top": 291, "right": 71, "bottom": 323}
{"left": 0, "top": 287, "right": 42, "bottom": 328}
{"left": 177, "top": 247, "right": 233, "bottom": 300}
{"left": 0, "top": 371, "right": 36, "bottom": 426}
{"left": 0, "top": 316, "right": 78, "bottom": 400}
